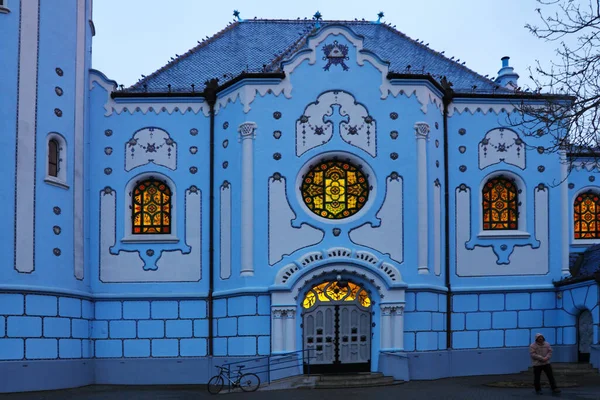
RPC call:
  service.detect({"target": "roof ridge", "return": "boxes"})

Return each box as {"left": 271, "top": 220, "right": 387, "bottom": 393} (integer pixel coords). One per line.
{"left": 265, "top": 26, "right": 317, "bottom": 71}
{"left": 235, "top": 18, "right": 378, "bottom": 24}
{"left": 127, "top": 21, "right": 241, "bottom": 91}
{"left": 379, "top": 23, "right": 498, "bottom": 89}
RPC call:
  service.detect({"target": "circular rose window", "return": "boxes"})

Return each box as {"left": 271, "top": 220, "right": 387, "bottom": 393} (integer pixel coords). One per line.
{"left": 301, "top": 159, "right": 369, "bottom": 219}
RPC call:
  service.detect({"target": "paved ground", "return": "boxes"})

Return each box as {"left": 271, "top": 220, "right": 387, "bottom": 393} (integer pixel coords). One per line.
{"left": 1, "top": 373, "right": 600, "bottom": 400}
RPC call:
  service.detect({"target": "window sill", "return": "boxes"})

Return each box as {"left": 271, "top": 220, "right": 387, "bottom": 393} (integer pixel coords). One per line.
{"left": 478, "top": 230, "right": 530, "bottom": 239}
{"left": 44, "top": 177, "right": 69, "bottom": 190}
{"left": 0, "top": 7, "right": 10, "bottom": 14}
{"left": 121, "top": 234, "right": 179, "bottom": 244}
{"left": 571, "top": 239, "right": 600, "bottom": 247}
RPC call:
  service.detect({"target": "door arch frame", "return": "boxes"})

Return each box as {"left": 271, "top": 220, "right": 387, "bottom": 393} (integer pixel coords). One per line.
{"left": 270, "top": 258, "right": 407, "bottom": 372}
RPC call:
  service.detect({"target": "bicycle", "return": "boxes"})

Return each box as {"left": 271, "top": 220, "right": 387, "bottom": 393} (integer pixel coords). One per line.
{"left": 207, "top": 364, "right": 260, "bottom": 394}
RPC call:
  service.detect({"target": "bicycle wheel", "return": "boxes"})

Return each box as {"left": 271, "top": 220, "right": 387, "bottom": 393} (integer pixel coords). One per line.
{"left": 238, "top": 372, "right": 260, "bottom": 392}
{"left": 207, "top": 375, "right": 224, "bottom": 394}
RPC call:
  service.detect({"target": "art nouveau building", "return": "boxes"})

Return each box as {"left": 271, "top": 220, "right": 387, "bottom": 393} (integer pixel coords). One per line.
{"left": 0, "top": 0, "right": 598, "bottom": 393}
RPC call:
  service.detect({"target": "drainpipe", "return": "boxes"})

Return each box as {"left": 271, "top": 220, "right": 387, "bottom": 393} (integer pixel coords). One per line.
{"left": 204, "top": 79, "right": 219, "bottom": 356}
{"left": 442, "top": 79, "right": 453, "bottom": 350}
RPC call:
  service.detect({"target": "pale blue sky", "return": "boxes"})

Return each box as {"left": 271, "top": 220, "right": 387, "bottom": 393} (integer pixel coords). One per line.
{"left": 91, "top": 0, "right": 558, "bottom": 89}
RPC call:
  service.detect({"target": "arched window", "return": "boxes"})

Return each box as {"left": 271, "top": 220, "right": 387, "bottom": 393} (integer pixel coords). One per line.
{"left": 302, "top": 281, "right": 371, "bottom": 309}
{"left": 574, "top": 192, "right": 600, "bottom": 239}
{"left": 482, "top": 176, "right": 518, "bottom": 230}
{"left": 131, "top": 178, "right": 172, "bottom": 234}
{"left": 48, "top": 139, "right": 59, "bottom": 177}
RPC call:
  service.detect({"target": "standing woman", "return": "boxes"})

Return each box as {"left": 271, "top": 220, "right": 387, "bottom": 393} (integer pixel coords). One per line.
{"left": 529, "top": 333, "right": 561, "bottom": 395}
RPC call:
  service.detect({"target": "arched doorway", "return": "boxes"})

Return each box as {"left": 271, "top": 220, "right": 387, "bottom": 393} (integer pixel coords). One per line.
{"left": 578, "top": 309, "right": 593, "bottom": 363}
{"left": 301, "top": 280, "right": 372, "bottom": 373}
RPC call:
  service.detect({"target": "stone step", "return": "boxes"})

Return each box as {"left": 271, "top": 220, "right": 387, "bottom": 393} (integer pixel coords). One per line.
{"left": 315, "top": 376, "right": 399, "bottom": 389}
{"left": 316, "top": 372, "right": 384, "bottom": 382}
{"left": 261, "top": 373, "right": 401, "bottom": 391}
{"left": 523, "top": 363, "right": 599, "bottom": 376}
{"left": 548, "top": 363, "right": 595, "bottom": 370}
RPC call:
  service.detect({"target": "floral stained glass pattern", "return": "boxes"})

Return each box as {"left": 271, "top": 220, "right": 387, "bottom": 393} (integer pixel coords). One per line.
{"left": 482, "top": 177, "right": 518, "bottom": 230}
{"left": 301, "top": 160, "right": 369, "bottom": 219}
{"left": 132, "top": 178, "right": 172, "bottom": 234}
{"left": 574, "top": 192, "right": 600, "bottom": 239}
{"left": 302, "top": 281, "right": 371, "bottom": 309}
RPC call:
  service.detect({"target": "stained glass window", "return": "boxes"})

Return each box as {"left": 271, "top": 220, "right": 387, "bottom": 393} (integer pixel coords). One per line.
{"left": 132, "top": 178, "right": 172, "bottom": 234}
{"left": 301, "top": 160, "right": 369, "bottom": 219}
{"left": 574, "top": 192, "right": 600, "bottom": 239}
{"left": 302, "top": 281, "right": 371, "bottom": 309}
{"left": 48, "top": 139, "right": 59, "bottom": 177}
{"left": 482, "top": 176, "right": 518, "bottom": 230}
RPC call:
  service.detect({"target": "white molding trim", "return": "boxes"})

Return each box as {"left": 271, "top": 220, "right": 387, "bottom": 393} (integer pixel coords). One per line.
{"left": 448, "top": 101, "right": 518, "bottom": 117}
{"left": 73, "top": 0, "right": 86, "bottom": 280}
{"left": 239, "top": 122, "right": 257, "bottom": 277}
{"left": 14, "top": 0, "right": 39, "bottom": 273}
{"left": 387, "top": 82, "right": 444, "bottom": 114}
{"left": 274, "top": 248, "right": 404, "bottom": 289}
{"left": 215, "top": 80, "right": 292, "bottom": 114}
{"left": 89, "top": 74, "right": 209, "bottom": 117}
{"left": 433, "top": 181, "right": 442, "bottom": 276}
{"left": 415, "top": 122, "right": 430, "bottom": 274}
{"left": 570, "top": 161, "right": 600, "bottom": 172}
{"left": 220, "top": 182, "right": 232, "bottom": 280}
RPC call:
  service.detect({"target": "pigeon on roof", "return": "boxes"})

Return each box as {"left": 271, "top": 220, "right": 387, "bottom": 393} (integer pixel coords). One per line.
{"left": 124, "top": 19, "right": 503, "bottom": 94}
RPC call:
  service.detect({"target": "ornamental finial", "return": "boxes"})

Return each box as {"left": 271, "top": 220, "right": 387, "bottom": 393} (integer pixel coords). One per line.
{"left": 376, "top": 11, "right": 384, "bottom": 23}
{"left": 313, "top": 11, "right": 322, "bottom": 28}
{"left": 233, "top": 10, "right": 241, "bottom": 21}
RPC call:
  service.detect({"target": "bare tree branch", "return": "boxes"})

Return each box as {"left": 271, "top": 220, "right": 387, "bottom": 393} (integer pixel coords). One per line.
{"left": 513, "top": 0, "right": 600, "bottom": 167}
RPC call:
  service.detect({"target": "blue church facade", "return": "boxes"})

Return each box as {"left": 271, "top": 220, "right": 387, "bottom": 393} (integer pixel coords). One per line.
{"left": 0, "top": 0, "right": 599, "bottom": 393}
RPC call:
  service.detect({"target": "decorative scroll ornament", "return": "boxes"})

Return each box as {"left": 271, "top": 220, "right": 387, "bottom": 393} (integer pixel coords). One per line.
{"left": 296, "top": 90, "right": 376, "bottom": 156}
{"left": 479, "top": 128, "right": 525, "bottom": 170}
{"left": 322, "top": 40, "right": 350, "bottom": 71}
{"left": 125, "top": 127, "right": 177, "bottom": 171}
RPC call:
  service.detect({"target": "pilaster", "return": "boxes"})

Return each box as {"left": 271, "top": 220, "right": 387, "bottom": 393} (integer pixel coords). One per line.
{"left": 415, "top": 122, "right": 430, "bottom": 275}
{"left": 238, "top": 122, "right": 257, "bottom": 277}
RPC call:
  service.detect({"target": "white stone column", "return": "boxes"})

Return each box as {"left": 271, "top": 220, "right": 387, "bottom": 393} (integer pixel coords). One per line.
{"left": 433, "top": 179, "right": 442, "bottom": 276}
{"left": 14, "top": 0, "right": 40, "bottom": 273}
{"left": 381, "top": 303, "right": 405, "bottom": 351}
{"left": 73, "top": 0, "right": 86, "bottom": 280}
{"left": 272, "top": 308, "right": 284, "bottom": 353}
{"left": 391, "top": 305, "right": 405, "bottom": 350}
{"left": 560, "top": 150, "right": 570, "bottom": 275}
{"left": 380, "top": 306, "right": 392, "bottom": 350}
{"left": 284, "top": 309, "right": 297, "bottom": 352}
{"left": 238, "top": 122, "right": 257, "bottom": 277}
{"left": 272, "top": 307, "right": 296, "bottom": 353}
{"left": 415, "top": 122, "right": 430, "bottom": 275}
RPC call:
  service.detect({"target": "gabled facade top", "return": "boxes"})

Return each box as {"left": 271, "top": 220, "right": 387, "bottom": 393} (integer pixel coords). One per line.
{"left": 125, "top": 19, "right": 505, "bottom": 94}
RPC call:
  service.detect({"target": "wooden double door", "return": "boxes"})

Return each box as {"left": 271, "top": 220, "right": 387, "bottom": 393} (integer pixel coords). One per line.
{"left": 302, "top": 280, "right": 372, "bottom": 374}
